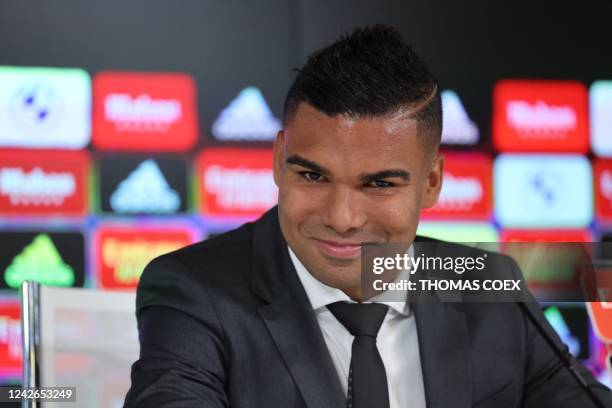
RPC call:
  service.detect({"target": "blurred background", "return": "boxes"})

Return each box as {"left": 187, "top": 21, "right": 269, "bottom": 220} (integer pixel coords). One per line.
{"left": 0, "top": 0, "right": 611, "bottom": 396}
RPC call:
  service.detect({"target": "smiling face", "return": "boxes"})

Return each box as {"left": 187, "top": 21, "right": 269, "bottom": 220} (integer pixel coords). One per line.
{"left": 273, "top": 102, "right": 444, "bottom": 300}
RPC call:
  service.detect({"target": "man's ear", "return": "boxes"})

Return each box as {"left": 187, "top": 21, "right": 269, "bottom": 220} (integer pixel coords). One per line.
{"left": 421, "top": 152, "right": 444, "bottom": 209}
{"left": 272, "top": 130, "right": 285, "bottom": 187}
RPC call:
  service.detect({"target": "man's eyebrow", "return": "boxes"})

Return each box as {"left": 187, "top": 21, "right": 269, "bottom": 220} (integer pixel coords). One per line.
{"left": 360, "top": 169, "right": 410, "bottom": 183}
{"left": 286, "top": 155, "right": 331, "bottom": 175}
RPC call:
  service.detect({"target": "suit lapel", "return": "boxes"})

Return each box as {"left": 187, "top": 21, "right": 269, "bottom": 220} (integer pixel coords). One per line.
{"left": 259, "top": 289, "right": 346, "bottom": 408}
{"left": 252, "top": 207, "right": 345, "bottom": 408}
{"left": 413, "top": 299, "right": 472, "bottom": 408}
{"left": 411, "top": 239, "right": 473, "bottom": 408}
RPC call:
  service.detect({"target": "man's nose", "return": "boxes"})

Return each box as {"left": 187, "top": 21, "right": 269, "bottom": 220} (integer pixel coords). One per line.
{"left": 322, "top": 184, "right": 367, "bottom": 235}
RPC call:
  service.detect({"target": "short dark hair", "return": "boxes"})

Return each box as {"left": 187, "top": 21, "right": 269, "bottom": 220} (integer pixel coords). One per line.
{"left": 283, "top": 25, "right": 442, "bottom": 152}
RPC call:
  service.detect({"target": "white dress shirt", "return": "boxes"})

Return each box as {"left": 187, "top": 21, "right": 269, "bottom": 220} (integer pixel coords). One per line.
{"left": 289, "top": 247, "right": 427, "bottom": 408}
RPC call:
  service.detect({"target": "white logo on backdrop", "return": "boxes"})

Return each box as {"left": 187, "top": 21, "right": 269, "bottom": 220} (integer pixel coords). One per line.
{"left": 441, "top": 90, "right": 479, "bottom": 145}
{"left": 104, "top": 93, "right": 182, "bottom": 132}
{"left": 110, "top": 160, "right": 180, "bottom": 213}
{"left": 506, "top": 100, "right": 576, "bottom": 136}
{"left": 212, "top": 87, "right": 281, "bottom": 141}
{"left": 0, "top": 167, "right": 75, "bottom": 206}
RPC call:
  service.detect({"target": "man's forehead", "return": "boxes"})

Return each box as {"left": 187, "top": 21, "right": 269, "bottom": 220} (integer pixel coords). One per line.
{"left": 285, "top": 102, "right": 420, "bottom": 141}
{"left": 282, "top": 107, "right": 427, "bottom": 175}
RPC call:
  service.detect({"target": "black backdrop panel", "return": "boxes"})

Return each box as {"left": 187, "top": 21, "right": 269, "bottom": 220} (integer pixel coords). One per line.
{"left": 0, "top": 0, "right": 610, "bottom": 146}
{"left": 0, "top": 0, "right": 292, "bottom": 146}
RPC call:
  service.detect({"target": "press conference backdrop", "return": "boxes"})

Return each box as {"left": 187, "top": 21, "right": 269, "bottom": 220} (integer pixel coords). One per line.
{"left": 0, "top": 0, "right": 611, "bottom": 390}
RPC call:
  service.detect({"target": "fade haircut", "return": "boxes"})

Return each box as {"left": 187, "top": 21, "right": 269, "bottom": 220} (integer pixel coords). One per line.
{"left": 283, "top": 25, "right": 442, "bottom": 153}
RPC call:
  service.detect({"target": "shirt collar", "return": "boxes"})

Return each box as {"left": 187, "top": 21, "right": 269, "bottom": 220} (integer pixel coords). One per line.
{"left": 288, "top": 246, "right": 411, "bottom": 316}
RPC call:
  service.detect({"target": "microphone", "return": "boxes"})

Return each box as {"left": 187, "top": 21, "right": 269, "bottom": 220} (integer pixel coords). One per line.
{"left": 516, "top": 301, "right": 608, "bottom": 408}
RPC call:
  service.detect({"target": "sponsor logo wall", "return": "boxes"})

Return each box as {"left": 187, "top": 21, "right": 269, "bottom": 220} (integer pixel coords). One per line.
{"left": 494, "top": 154, "right": 593, "bottom": 228}
{"left": 0, "top": 231, "right": 85, "bottom": 289}
{"left": 440, "top": 90, "right": 479, "bottom": 145}
{"left": 97, "top": 156, "right": 189, "bottom": 215}
{"left": 0, "top": 63, "right": 611, "bottom": 381}
{"left": 500, "top": 229, "right": 593, "bottom": 243}
{"left": 0, "top": 66, "right": 91, "bottom": 149}
{"left": 590, "top": 81, "right": 612, "bottom": 158}
{"left": 93, "top": 72, "right": 197, "bottom": 152}
{"left": 93, "top": 223, "right": 199, "bottom": 290}
{"left": 0, "top": 150, "right": 89, "bottom": 216}
{"left": 595, "top": 160, "right": 612, "bottom": 224}
{"left": 211, "top": 87, "right": 281, "bottom": 141}
{"left": 421, "top": 153, "right": 492, "bottom": 220}
{"left": 589, "top": 297, "right": 612, "bottom": 343}
{"left": 0, "top": 302, "right": 21, "bottom": 379}
{"left": 493, "top": 80, "right": 589, "bottom": 153}
{"left": 196, "top": 148, "right": 277, "bottom": 219}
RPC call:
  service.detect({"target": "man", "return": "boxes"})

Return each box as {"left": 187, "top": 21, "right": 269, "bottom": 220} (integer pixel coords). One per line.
{"left": 124, "top": 25, "right": 611, "bottom": 407}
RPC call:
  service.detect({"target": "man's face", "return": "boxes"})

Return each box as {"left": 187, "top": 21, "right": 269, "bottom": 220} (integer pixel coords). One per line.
{"left": 273, "top": 102, "right": 443, "bottom": 299}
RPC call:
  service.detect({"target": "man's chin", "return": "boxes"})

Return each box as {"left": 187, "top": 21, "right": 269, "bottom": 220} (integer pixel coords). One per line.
{"left": 309, "top": 262, "right": 362, "bottom": 291}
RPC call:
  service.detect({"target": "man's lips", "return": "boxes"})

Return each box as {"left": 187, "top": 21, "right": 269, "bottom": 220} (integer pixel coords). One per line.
{"left": 313, "top": 238, "right": 362, "bottom": 259}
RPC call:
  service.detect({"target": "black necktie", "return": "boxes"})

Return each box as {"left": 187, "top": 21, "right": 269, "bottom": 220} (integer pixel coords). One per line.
{"left": 327, "top": 302, "right": 390, "bottom": 408}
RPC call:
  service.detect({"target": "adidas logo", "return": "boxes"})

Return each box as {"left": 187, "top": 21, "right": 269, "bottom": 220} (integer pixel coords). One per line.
{"left": 441, "top": 90, "right": 479, "bottom": 144}
{"left": 601, "top": 170, "right": 612, "bottom": 201}
{"left": 110, "top": 159, "right": 180, "bottom": 214}
{"left": 506, "top": 100, "right": 576, "bottom": 135}
{"left": 212, "top": 87, "right": 281, "bottom": 141}
{"left": 204, "top": 165, "right": 277, "bottom": 210}
{"left": 104, "top": 93, "right": 182, "bottom": 132}
{"left": 0, "top": 166, "right": 75, "bottom": 206}
{"left": 5, "top": 233, "right": 75, "bottom": 288}
{"left": 436, "top": 172, "right": 482, "bottom": 211}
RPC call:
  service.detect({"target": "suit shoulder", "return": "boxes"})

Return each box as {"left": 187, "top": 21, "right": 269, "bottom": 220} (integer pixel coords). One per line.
{"left": 157, "top": 223, "right": 252, "bottom": 270}
{"left": 136, "top": 222, "right": 255, "bottom": 311}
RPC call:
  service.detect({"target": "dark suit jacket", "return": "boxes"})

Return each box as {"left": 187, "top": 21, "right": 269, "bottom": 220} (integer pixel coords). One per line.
{"left": 124, "top": 206, "right": 611, "bottom": 407}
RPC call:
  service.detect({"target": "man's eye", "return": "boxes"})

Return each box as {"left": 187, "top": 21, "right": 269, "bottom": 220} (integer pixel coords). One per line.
{"left": 300, "top": 171, "right": 323, "bottom": 182}
{"left": 368, "top": 180, "right": 394, "bottom": 189}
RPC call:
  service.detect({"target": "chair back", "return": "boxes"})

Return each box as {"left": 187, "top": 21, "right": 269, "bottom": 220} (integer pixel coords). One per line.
{"left": 20, "top": 281, "right": 138, "bottom": 408}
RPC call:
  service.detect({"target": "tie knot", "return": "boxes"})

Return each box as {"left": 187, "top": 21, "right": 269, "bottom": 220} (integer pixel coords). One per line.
{"left": 327, "top": 302, "right": 389, "bottom": 338}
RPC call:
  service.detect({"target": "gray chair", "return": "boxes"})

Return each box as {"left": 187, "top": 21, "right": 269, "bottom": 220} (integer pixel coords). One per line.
{"left": 20, "top": 281, "right": 139, "bottom": 408}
